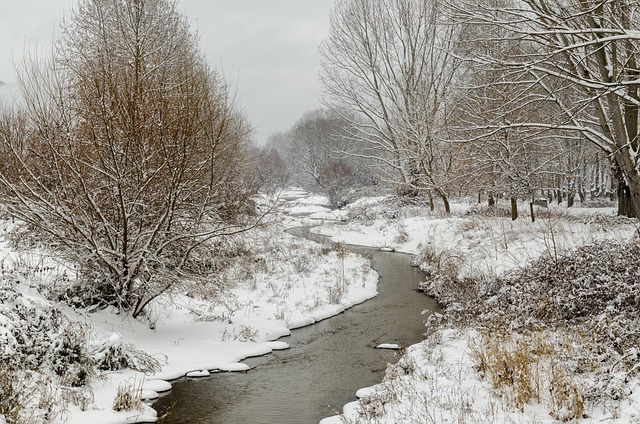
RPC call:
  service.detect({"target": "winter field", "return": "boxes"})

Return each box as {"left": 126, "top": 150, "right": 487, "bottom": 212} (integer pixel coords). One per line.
{"left": 2, "top": 189, "right": 640, "bottom": 423}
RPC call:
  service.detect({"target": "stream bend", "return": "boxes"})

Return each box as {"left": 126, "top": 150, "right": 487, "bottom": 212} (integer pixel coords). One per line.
{"left": 153, "top": 227, "right": 440, "bottom": 423}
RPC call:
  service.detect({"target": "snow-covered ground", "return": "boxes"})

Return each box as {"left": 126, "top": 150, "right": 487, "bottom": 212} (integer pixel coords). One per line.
{"left": 3, "top": 190, "right": 640, "bottom": 424}
{"left": 315, "top": 196, "right": 640, "bottom": 423}
{"left": 0, "top": 189, "right": 377, "bottom": 423}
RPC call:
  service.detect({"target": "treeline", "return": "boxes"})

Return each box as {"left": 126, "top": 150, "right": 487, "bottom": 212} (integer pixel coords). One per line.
{"left": 259, "top": 0, "right": 639, "bottom": 218}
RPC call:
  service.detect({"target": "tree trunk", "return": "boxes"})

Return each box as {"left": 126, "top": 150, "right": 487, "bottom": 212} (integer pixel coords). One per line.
{"left": 510, "top": 197, "right": 518, "bottom": 220}
{"left": 529, "top": 201, "right": 535, "bottom": 223}
{"left": 617, "top": 179, "right": 637, "bottom": 217}
{"left": 488, "top": 192, "right": 495, "bottom": 207}
{"left": 435, "top": 188, "right": 450, "bottom": 214}
{"left": 442, "top": 195, "right": 451, "bottom": 214}
{"left": 613, "top": 160, "right": 640, "bottom": 218}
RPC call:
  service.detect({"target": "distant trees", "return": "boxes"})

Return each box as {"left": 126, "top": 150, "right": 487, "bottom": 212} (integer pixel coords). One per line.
{"left": 0, "top": 0, "right": 254, "bottom": 317}
{"left": 289, "top": 109, "right": 376, "bottom": 199}
{"left": 260, "top": 109, "right": 377, "bottom": 205}
{"left": 320, "top": 0, "right": 464, "bottom": 212}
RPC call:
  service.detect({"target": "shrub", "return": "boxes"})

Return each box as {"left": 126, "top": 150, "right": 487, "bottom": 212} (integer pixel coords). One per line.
{"left": 91, "top": 333, "right": 161, "bottom": 374}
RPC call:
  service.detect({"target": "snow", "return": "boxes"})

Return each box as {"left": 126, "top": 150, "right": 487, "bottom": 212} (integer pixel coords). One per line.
{"left": 3, "top": 191, "right": 639, "bottom": 424}
{"left": 314, "top": 196, "right": 640, "bottom": 424}
{"left": 185, "top": 370, "right": 210, "bottom": 378}
{"left": 141, "top": 380, "right": 171, "bottom": 393}
{"left": 0, "top": 189, "right": 379, "bottom": 423}
{"left": 314, "top": 201, "right": 633, "bottom": 277}
{"left": 140, "top": 390, "right": 159, "bottom": 400}
{"left": 375, "top": 343, "right": 401, "bottom": 350}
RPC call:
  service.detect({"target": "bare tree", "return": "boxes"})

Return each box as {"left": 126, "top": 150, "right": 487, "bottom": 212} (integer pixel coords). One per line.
{"left": 0, "top": 0, "right": 255, "bottom": 317}
{"left": 252, "top": 146, "right": 289, "bottom": 195}
{"left": 263, "top": 109, "right": 377, "bottom": 205}
{"left": 320, "top": 0, "right": 464, "bottom": 213}
{"left": 454, "top": 0, "right": 640, "bottom": 217}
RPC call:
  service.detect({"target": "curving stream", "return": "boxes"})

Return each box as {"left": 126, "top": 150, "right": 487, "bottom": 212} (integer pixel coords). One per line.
{"left": 153, "top": 227, "right": 440, "bottom": 423}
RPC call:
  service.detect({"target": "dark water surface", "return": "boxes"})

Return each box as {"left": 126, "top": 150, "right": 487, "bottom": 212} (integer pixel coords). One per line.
{"left": 153, "top": 229, "right": 439, "bottom": 423}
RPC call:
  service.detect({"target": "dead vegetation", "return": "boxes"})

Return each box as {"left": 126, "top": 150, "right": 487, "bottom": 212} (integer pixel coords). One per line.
{"left": 423, "top": 238, "right": 640, "bottom": 418}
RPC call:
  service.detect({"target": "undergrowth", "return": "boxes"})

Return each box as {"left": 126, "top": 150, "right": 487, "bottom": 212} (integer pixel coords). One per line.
{"left": 423, "top": 239, "right": 640, "bottom": 417}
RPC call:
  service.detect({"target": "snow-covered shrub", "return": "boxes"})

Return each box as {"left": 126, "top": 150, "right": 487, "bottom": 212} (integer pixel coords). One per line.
{"left": 0, "top": 286, "right": 71, "bottom": 371}
{"left": 431, "top": 239, "right": 640, "bottom": 411}
{"left": 53, "top": 323, "right": 93, "bottom": 387}
{"left": 393, "top": 222, "right": 409, "bottom": 244}
{"left": 463, "top": 203, "right": 513, "bottom": 218}
{"left": 345, "top": 196, "right": 407, "bottom": 222}
{"left": 285, "top": 242, "right": 320, "bottom": 274}
{"left": 325, "top": 280, "right": 345, "bottom": 305}
{"left": 90, "top": 333, "right": 161, "bottom": 374}
{"left": 433, "top": 240, "right": 640, "bottom": 334}
{"left": 412, "top": 242, "right": 462, "bottom": 280}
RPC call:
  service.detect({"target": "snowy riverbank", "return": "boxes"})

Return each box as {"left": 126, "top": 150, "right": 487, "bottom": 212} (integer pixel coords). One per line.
{"left": 4, "top": 190, "right": 640, "bottom": 423}
{"left": 315, "top": 196, "right": 640, "bottom": 423}
{"left": 0, "top": 190, "right": 377, "bottom": 423}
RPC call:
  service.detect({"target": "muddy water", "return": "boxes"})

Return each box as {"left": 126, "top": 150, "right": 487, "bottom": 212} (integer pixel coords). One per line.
{"left": 153, "top": 229, "right": 439, "bottom": 423}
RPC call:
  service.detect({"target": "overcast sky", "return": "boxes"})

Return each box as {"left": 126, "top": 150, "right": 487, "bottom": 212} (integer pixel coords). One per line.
{"left": 0, "top": 0, "right": 333, "bottom": 144}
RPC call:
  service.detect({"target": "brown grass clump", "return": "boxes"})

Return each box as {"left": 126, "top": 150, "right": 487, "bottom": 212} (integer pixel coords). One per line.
{"left": 112, "top": 380, "right": 142, "bottom": 412}
{"left": 471, "top": 332, "right": 541, "bottom": 411}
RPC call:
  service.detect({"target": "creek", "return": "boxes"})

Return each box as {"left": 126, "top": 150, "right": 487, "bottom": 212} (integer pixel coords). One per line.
{"left": 152, "top": 226, "right": 440, "bottom": 423}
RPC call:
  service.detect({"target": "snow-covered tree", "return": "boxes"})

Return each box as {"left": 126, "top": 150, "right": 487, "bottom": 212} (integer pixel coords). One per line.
{"left": 454, "top": 0, "right": 640, "bottom": 216}
{"left": 0, "top": 0, "right": 254, "bottom": 317}
{"left": 320, "top": 0, "right": 464, "bottom": 213}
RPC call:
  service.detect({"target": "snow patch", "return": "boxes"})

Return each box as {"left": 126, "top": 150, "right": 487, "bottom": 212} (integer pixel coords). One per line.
{"left": 375, "top": 343, "right": 401, "bottom": 350}
{"left": 142, "top": 380, "right": 171, "bottom": 393}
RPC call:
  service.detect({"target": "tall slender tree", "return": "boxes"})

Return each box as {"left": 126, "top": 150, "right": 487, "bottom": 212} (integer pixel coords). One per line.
{"left": 320, "top": 0, "right": 464, "bottom": 212}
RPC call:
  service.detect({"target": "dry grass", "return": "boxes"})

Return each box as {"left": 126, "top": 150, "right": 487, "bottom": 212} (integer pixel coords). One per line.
{"left": 112, "top": 379, "right": 142, "bottom": 412}
{"left": 470, "top": 331, "right": 585, "bottom": 420}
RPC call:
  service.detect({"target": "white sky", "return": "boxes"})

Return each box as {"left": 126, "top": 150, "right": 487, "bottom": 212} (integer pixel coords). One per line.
{"left": 0, "top": 0, "right": 334, "bottom": 144}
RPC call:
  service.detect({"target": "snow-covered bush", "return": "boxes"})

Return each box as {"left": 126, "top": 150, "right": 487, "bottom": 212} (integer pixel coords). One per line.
{"left": 463, "top": 203, "right": 514, "bottom": 218}
{"left": 427, "top": 239, "right": 640, "bottom": 411}
{"left": 412, "top": 242, "right": 462, "bottom": 280}
{"left": 90, "top": 333, "right": 162, "bottom": 374}
{"left": 0, "top": 287, "right": 72, "bottom": 373}
{"left": 0, "top": 282, "right": 162, "bottom": 423}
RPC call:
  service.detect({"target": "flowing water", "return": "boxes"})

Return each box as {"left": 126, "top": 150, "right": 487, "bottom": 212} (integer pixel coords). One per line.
{"left": 153, "top": 227, "right": 440, "bottom": 423}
